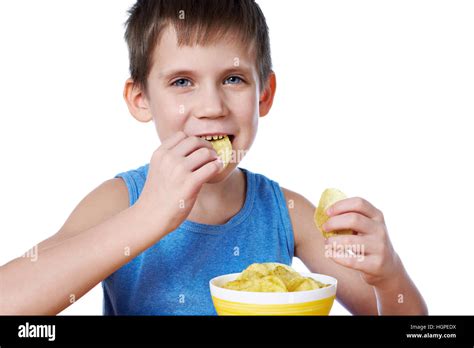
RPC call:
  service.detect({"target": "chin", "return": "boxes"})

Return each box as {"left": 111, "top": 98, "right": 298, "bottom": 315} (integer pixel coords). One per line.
{"left": 205, "top": 163, "right": 239, "bottom": 184}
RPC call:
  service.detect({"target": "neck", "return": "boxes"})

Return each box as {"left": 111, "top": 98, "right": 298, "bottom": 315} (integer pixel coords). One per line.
{"left": 196, "top": 167, "right": 242, "bottom": 205}
{"left": 188, "top": 167, "right": 246, "bottom": 224}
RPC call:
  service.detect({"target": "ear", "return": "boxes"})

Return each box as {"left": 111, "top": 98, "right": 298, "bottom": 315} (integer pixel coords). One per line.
{"left": 259, "top": 71, "right": 277, "bottom": 118}
{"left": 123, "top": 78, "right": 153, "bottom": 123}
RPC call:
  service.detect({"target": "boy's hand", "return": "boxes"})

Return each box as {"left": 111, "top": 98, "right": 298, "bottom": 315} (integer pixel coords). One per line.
{"left": 136, "top": 131, "right": 223, "bottom": 234}
{"left": 322, "top": 197, "right": 402, "bottom": 289}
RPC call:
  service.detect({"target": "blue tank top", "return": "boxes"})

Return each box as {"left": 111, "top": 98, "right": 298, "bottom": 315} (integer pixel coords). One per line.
{"left": 102, "top": 165, "right": 294, "bottom": 315}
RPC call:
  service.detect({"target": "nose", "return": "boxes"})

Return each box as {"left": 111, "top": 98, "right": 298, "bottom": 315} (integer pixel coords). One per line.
{"left": 193, "top": 83, "right": 226, "bottom": 119}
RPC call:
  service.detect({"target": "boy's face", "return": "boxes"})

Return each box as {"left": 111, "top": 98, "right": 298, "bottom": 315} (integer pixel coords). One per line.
{"left": 127, "top": 25, "right": 276, "bottom": 182}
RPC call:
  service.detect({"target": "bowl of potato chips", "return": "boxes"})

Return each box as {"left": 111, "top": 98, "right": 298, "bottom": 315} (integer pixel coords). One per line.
{"left": 209, "top": 263, "right": 337, "bottom": 315}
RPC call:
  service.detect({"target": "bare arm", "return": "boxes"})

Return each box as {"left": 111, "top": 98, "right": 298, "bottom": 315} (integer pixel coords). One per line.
{"left": 0, "top": 132, "right": 223, "bottom": 315}
{"left": 0, "top": 179, "right": 167, "bottom": 315}
{"left": 283, "top": 188, "right": 378, "bottom": 315}
{"left": 283, "top": 188, "right": 427, "bottom": 315}
{"left": 372, "top": 259, "right": 428, "bottom": 315}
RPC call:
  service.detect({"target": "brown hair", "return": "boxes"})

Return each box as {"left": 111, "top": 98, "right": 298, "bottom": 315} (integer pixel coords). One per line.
{"left": 124, "top": 0, "right": 272, "bottom": 96}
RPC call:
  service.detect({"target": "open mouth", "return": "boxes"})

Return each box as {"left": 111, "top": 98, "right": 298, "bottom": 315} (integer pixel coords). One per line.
{"left": 198, "top": 134, "right": 234, "bottom": 168}
{"left": 198, "top": 134, "right": 235, "bottom": 144}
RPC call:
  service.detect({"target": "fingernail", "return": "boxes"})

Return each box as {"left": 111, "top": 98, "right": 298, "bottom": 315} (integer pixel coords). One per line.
{"left": 326, "top": 208, "right": 332, "bottom": 216}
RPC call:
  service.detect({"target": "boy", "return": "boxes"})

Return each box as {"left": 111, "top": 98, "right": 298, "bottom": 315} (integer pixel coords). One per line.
{"left": 0, "top": 0, "right": 427, "bottom": 315}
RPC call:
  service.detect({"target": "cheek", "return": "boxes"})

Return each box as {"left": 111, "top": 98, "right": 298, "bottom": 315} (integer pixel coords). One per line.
{"left": 150, "top": 95, "right": 187, "bottom": 136}
{"left": 229, "top": 93, "right": 259, "bottom": 148}
{"left": 229, "top": 92, "right": 259, "bottom": 125}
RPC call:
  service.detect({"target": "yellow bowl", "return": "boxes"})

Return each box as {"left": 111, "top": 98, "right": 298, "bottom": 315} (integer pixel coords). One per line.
{"left": 209, "top": 272, "right": 337, "bottom": 316}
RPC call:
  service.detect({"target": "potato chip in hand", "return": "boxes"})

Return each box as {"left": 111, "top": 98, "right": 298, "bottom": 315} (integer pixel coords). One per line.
{"left": 314, "top": 188, "right": 353, "bottom": 239}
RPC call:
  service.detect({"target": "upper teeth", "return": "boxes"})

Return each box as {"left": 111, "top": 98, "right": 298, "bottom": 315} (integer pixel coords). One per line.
{"left": 199, "top": 135, "right": 226, "bottom": 141}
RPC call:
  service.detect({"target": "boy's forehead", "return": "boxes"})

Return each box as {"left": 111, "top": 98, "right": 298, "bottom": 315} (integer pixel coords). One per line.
{"left": 151, "top": 26, "right": 257, "bottom": 76}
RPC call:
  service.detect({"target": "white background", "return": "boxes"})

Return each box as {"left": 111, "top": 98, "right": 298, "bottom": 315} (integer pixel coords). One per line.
{"left": 0, "top": 0, "right": 473, "bottom": 315}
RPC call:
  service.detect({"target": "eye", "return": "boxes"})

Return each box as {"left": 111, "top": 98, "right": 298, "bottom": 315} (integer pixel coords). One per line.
{"left": 224, "top": 76, "right": 244, "bottom": 85}
{"left": 171, "top": 78, "right": 192, "bottom": 88}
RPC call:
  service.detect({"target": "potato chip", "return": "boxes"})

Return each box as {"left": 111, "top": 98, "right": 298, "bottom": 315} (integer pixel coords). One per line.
{"left": 239, "top": 263, "right": 272, "bottom": 280}
{"left": 264, "top": 263, "right": 296, "bottom": 274}
{"left": 292, "top": 278, "right": 321, "bottom": 292}
{"left": 314, "top": 188, "right": 353, "bottom": 239}
{"left": 210, "top": 135, "right": 232, "bottom": 169}
{"left": 272, "top": 265, "right": 302, "bottom": 289}
{"left": 257, "top": 275, "right": 288, "bottom": 292}
{"left": 286, "top": 276, "right": 307, "bottom": 291}
{"left": 222, "top": 279, "right": 261, "bottom": 292}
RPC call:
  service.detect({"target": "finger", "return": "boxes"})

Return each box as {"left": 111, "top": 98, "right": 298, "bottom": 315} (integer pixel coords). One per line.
{"left": 326, "top": 234, "right": 372, "bottom": 255}
{"left": 173, "top": 136, "right": 215, "bottom": 157}
{"left": 326, "top": 234, "right": 365, "bottom": 247}
{"left": 326, "top": 247, "right": 366, "bottom": 271}
{"left": 160, "top": 131, "right": 188, "bottom": 150}
{"left": 190, "top": 158, "right": 223, "bottom": 187}
{"left": 323, "top": 212, "right": 379, "bottom": 235}
{"left": 327, "top": 197, "right": 382, "bottom": 221}
{"left": 358, "top": 255, "right": 384, "bottom": 277}
{"left": 185, "top": 147, "right": 219, "bottom": 172}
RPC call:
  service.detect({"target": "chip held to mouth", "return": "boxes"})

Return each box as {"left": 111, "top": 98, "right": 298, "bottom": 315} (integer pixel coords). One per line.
{"left": 208, "top": 135, "right": 233, "bottom": 169}
{"left": 314, "top": 188, "right": 354, "bottom": 239}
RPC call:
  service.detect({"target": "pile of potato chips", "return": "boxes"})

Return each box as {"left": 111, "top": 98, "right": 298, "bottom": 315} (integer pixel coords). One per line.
{"left": 222, "top": 263, "right": 328, "bottom": 292}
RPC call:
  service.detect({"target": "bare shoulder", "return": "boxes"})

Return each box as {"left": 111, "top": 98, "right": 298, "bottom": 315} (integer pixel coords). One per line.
{"left": 38, "top": 178, "right": 129, "bottom": 251}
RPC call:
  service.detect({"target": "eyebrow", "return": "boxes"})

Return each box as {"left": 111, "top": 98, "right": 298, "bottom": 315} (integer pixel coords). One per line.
{"left": 158, "top": 66, "right": 253, "bottom": 80}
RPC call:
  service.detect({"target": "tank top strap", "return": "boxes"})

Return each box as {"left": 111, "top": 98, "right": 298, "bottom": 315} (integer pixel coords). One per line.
{"left": 115, "top": 163, "right": 149, "bottom": 206}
